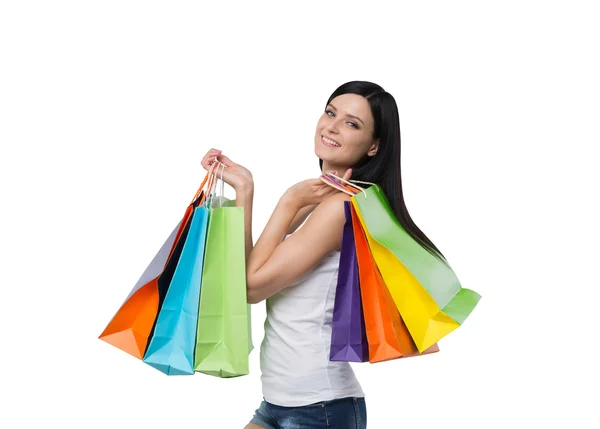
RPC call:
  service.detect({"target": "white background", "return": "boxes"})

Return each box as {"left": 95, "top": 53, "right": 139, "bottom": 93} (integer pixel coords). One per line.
{"left": 1, "top": 1, "right": 598, "bottom": 428}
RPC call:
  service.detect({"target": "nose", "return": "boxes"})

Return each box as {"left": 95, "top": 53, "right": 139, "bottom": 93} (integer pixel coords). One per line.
{"left": 326, "top": 118, "right": 341, "bottom": 134}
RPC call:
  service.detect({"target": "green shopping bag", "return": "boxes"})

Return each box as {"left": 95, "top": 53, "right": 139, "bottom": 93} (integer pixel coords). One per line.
{"left": 193, "top": 192, "right": 253, "bottom": 378}
{"left": 351, "top": 184, "right": 481, "bottom": 325}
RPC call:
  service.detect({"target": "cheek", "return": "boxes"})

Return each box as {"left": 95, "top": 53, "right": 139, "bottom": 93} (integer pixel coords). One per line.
{"left": 315, "top": 119, "right": 327, "bottom": 132}
{"left": 342, "top": 135, "right": 371, "bottom": 159}
{"left": 342, "top": 133, "right": 363, "bottom": 150}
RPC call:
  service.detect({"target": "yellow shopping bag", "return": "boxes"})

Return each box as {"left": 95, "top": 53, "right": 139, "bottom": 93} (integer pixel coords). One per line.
{"left": 351, "top": 201, "right": 459, "bottom": 352}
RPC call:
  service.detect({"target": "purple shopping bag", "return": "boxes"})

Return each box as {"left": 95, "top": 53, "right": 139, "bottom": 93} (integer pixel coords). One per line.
{"left": 330, "top": 201, "right": 369, "bottom": 362}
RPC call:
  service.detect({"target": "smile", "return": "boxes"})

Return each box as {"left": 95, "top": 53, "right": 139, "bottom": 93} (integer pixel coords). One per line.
{"left": 321, "top": 135, "right": 341, "bottom": 147}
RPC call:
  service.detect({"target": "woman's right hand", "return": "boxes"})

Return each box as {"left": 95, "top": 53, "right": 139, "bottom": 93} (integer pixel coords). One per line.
{"left": 201, "top": 148, "right": 254, "bottom": 191}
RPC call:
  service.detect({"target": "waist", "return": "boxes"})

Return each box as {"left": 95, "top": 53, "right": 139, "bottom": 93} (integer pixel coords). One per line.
{"left": 264, "top": 396, "right": 366, "bottom": 409}
{"left": 259, "top": 333, "right": 364, "bottom": 406}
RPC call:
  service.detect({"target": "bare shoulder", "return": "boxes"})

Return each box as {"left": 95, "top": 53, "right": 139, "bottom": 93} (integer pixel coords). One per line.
{"left": 246, "top": 192, "right": 352, "bottom": 303}
{"left": 298, "top": 192, "right": 352, "bottom": 244}
{"left": 325, "top": 192, "right": 353, "bottom": 203}
{"left": 312, "top": 192, "right": 353, "bottom": 218}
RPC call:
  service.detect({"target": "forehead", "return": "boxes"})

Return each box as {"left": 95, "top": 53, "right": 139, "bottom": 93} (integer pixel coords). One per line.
{"left": 327, "top": 94, "right": 373, "bottom": 123}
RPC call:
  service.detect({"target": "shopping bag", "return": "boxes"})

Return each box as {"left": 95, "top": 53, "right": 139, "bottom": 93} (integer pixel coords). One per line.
{"left": 351, "top": 199, "right": 456, "bottom": 352}
{"left": 320, "top": 174, "right": 480, "bottom": 352}
{"left": 352, "top": 185, "right": 480, "bottom": 325}
{"left": 142, "top": 205, "right": 209, "bottom": 375}
{"left": 194, "top": 180, "right": 252, "bottom": 378}
{"left": 99, "top": 174, "right": 208, "bottom": 359}
{"left": 351, "top": 204, "right": 439, "bottom": 362}
{"left": 330, "top": 201, "right": 369, "bottom": 362}
{"left": 99, "top": 202, "right": 197, "bottom": 359}
{"left": 141, "top": 164, "right": 223, "bottom": 374}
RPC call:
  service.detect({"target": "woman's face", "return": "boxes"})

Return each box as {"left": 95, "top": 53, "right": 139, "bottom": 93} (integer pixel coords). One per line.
{"left": 314, "top": 93, "right": 379, "bottom": 169}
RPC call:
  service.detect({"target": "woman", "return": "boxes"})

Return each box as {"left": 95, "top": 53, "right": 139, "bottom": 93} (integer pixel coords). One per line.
{"left": 200, "top": 81, "right": 445, "bottom": 429}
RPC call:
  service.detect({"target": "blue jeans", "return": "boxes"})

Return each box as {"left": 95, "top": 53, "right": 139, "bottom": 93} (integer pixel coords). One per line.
{"left": 250, "top": 396, "right": 367, "bottom": 429}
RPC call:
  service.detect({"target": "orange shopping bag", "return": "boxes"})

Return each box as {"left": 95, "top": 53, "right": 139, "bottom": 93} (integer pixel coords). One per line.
{"left": 99, "top": 175, "right": 211, "bottom": 359}
{"left": 351, "top": 203, "right": 439, "bottom": 363}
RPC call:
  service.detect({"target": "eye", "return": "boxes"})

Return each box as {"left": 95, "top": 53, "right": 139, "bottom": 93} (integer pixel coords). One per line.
{"left": 325, "top": 109, "right": 358, "bottom": 129}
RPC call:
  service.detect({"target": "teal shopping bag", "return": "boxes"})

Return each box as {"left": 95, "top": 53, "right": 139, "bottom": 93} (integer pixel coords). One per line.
{"left": 142, "top": 205, "right": 209, "bottom": 375}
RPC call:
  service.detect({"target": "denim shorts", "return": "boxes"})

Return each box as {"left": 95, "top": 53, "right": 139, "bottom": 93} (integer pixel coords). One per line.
{"left": 249, "top": 396, "right": 367, "bottom": 429}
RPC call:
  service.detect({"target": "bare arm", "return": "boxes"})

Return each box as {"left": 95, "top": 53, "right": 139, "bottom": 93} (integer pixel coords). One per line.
{"left": 286, "top": 204, "right": 317, "bottom": 235}
{"left": 246, "top": 192, "right": 351, "bottom": 304}
{"left": 235, "top": 184, "right": 254, "bottom": 262}
{"left": 200, "top": 150, "right": 255, "bottom": 262}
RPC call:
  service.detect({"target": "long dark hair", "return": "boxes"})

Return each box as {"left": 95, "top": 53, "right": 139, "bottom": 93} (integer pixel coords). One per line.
{"left": 319, "top": 81, "right": 447, "bottom": 263}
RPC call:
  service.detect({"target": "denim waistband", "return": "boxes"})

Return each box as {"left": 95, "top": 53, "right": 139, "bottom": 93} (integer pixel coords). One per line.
{"left": 266, "top": 396, "right": 365, "bottom": 409}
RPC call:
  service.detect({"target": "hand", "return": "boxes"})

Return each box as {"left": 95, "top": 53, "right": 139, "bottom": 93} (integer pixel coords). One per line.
{"left": 201, "top": 148, "right": 254, "bottom": 191}
{"left": 283, "top": 168, "right": 353, "bottom": 210}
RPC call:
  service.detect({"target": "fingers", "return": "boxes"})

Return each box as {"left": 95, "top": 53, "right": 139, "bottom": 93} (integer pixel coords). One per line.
{"left": 325, "top": 169, "right": 352, "bottom": 182}
{"left": 215, "top": 153, "right": 236, "bottom": 167}
{"left": 317, "top": 178, "right": 339, "bottom": 195}
{"left": 342, "top": 168, "right": 353, "bottom": 181}
{"left": 201, "top": 148, "right": 222, "bottom": 170}
{"left": 205, "top": 149, "right": 222, "bottom": 159}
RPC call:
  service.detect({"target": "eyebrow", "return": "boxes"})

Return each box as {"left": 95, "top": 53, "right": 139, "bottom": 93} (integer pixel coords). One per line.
{"left": 327, "top": 103, "right": 364, "bottom": 126}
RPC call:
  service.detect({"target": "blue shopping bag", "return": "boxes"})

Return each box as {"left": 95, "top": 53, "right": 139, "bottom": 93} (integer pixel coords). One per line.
{"left": 142, "top": 205, "right": 210, "bottom": 375}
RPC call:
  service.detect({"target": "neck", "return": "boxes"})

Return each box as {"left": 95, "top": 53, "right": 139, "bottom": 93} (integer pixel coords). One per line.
{"left": 321, "top": 160, "right": 348, "bottom": 177}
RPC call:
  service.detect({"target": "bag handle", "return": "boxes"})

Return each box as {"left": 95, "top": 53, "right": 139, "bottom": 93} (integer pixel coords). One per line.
{"left": 320, "top": 172, "right": 376, "bottom": 198}
{"left": 192, "top": 160, "right": 222, "bottom": 206}
{"left": 205, "top": 161, "right": 227, "bottom": 208}
{"left": 319, "top": 174, "right": 356, "bottom": 196}
{"left": 218, "top": 162, "right": 226, "bottom": 199}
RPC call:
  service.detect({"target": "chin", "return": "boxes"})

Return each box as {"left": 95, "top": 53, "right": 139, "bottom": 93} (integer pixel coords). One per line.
{"left": 314, "top": 135, "right": 347, "bottom": 168}
{"left": 314, "top": 139, "right": 323, "bottom": 157}
{"left": 314, "top": 145, "right": 332, "bottom": 165}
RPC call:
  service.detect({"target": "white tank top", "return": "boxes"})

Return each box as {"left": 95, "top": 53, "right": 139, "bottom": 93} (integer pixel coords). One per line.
{"left": 259, "top": 217, "right": 365, "bottom": 406}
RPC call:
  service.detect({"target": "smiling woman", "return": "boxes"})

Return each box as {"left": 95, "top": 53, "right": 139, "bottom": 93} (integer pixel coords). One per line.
{"left": 315, "top": 93, "right": 381, "bottom": 175}
{"left": 200, "top": 81, "right": 445, "bottom": 429}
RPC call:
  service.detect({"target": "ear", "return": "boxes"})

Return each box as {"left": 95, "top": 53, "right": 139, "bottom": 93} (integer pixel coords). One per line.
{"left": 367, "top": 139, "right": 380, "bottom": 157}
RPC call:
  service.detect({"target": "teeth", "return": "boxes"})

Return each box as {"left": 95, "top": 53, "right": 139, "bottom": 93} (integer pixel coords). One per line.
{"left": 323, "top": 136, "right": 340, "bottom": 147}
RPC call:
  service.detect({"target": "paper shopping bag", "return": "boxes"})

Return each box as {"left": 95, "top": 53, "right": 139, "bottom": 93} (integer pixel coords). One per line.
{"left": 99, "top": 173, "right": 209, "bottom": 360}
{"left": 330, "top": 201, "right": 369, "bottom": 362}
{"left": 194, "top": 198, "right": 252, "bottom": 378}
{"left": 318, "top": 174, "right": 479, "bottom": 352}
{"left": 351, "top": 198, "right": 455, "bottom": 352}
{"left": 142, "top": 205, "right": 209, "bottom": 375}
{"left": 351, "top": 204, "right": 439, "bottom": 362}
{"left": 99, "top": 205, "right": 195, "bottom": 359}
{"left": 352, "top": 197, "right": 469, "bottom": 352}
{"left": 352, "top": 185, "right": 480, "bottom": 325}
